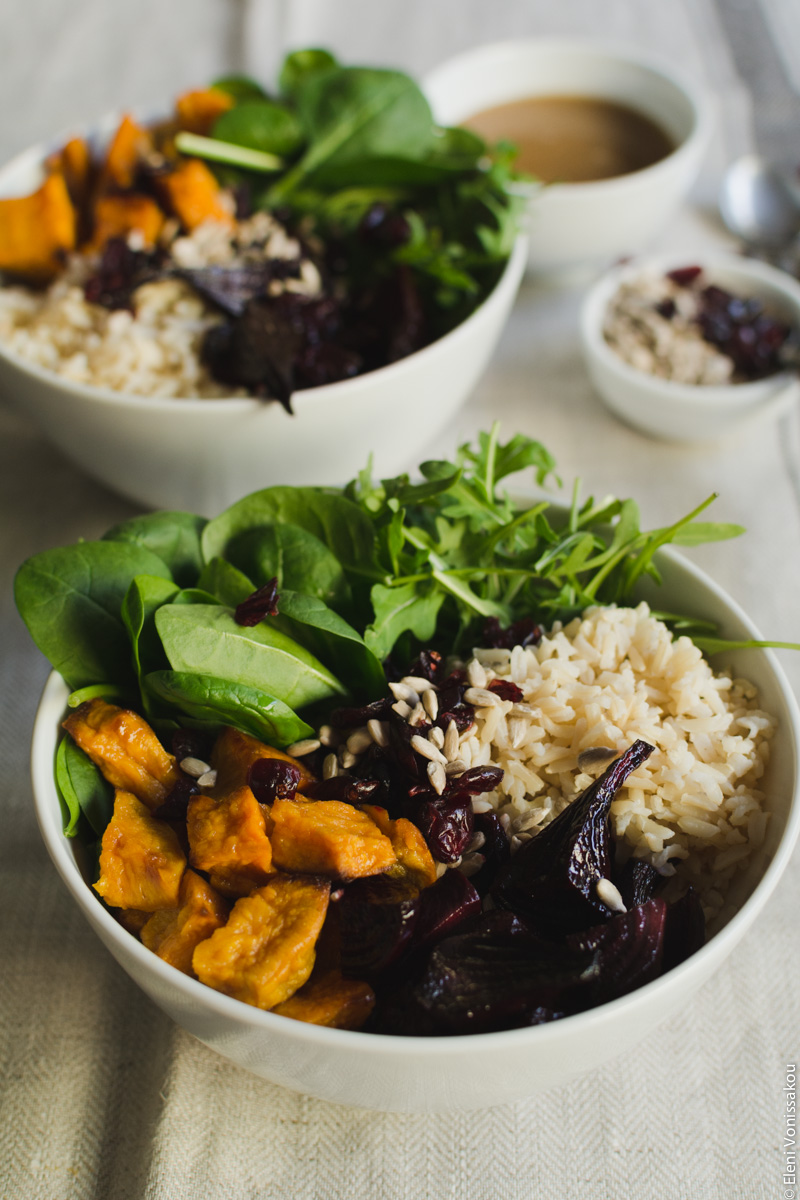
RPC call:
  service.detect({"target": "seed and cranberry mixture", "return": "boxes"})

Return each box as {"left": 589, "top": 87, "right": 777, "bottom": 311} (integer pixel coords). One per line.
{"left": 603, "top": 265, "right": 796, "bottom": 385}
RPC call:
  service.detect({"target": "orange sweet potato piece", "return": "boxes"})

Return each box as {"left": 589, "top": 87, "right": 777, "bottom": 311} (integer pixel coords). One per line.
{"left": 187, "top": 785, "right": 273, "bottom": 897}
{"left": 58, "top": 137, "right": 93, "bottom": 209}
{"left": 192, "top": 874, "right": 330, "bottom": 1009}
{"left": 141, "top": 870, "right": 229, "bottom": 974}
{"left": 272, "top": 969, "right": 375, "bottom": 1030}
{"left": 175, "top": 87, "right": 235, "bottom": 134}
{"left": 103, "top": 114, "right": 150, "bottom": 189}
{"left": 160, "top": 159, "right": 234, "bottom": 230}
{"left": 0, "top": 173, "right": 76, "bottom": 280}
{"left": 361, "top": 805, "right": 438, "bottom": 888}
{"left": 63, "top": 698, "right": 181, "bottom": 810}
{"left": 94, "top": 790, "right": 186, "bottom": 910}
{"left": 88, "top": 193, "right": 165, "bottom": 251}
{"left": 270, "top": 798, "right": 396, "bottom": 879}
{"left": 210, "top": 726, "right": 315, "bottom": 796}
{"left": 116, "top": 908, "right": 151, "bottom": 935}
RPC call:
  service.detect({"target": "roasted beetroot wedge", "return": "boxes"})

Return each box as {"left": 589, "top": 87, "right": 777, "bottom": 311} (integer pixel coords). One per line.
{"left": 338, "top": 876, "right": 420, "bottom": 981}
{"left": 568, "top": 897, "right": 668, "bottom": 1006}
{"left": 662, "top": 887, "right": 706, "bottom": 972}
{"left": 413, "top": 868, "right": 481, "bottom": 952}
{"left": 468, "top": 811, "right": 511, "bottom": 897}
{"left": 615, "top": 856, "right": 661, "bottom": 910}
{"left": 385, "top": 911, "right": 598, "bottom": 1035}
{"left": 491, "top": 740, "right": 654, "bottom": 936}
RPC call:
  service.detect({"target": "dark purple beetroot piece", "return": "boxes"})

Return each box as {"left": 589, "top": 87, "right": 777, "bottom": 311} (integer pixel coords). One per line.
{"left": 413, "top": 869, "right": 481, "bottom": 952}
{"left": 401, "top": 910, "right": 598, "bottom": 1035}
{"left": 84, "top": 238, "right": 163, "bottom": 310}
{"left": 491, "top": 739, "right": 654, "bottom": 936}
{"left": 482, "top": 616, "right": 542, "bottom": 650}
{"left": 666, "top": 265, "right": 702, "bottom": 287}
{"left": 413, "top": 791, "right": 474, "bottom": 864}
{"left": 177, "top": 260, "right": 301, "bottom": 317}
{"left": 567, "top": 898, "right": 667, "bottom": 1006}
{"left": 468, "top": 810, "right": 512, "bottom": 897}
{"left": 615, "top": 857, "right": 661, "bottom": 910}
{"left": 662, "top": 887, "right": 706, "bottom": 972}
{"left": 234, "top": 579, "right": 280, "bottom": 626}
{"left": 247, "top": 757, "right": 301, "bottom": 804}
{"left": 338, "top": 876, "right": 420, "bottom": 981}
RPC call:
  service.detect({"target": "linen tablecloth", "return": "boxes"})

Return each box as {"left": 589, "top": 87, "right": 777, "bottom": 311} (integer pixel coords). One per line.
{"left": 1, "top": 2, "right": 798, "bottom": 1196}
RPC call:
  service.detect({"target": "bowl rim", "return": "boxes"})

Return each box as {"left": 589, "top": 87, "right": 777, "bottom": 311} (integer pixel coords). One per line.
{"left": 579, "top": 250, "right": 800, "bottom": 405}
{"left": 422, "top": 35, "right": 714, "bottom": 197}
{"left": 29, "top": 538, "right": 800, "bottom": 1055}
{"left": 0, "top": 126, "right": 528, "bottom": 414}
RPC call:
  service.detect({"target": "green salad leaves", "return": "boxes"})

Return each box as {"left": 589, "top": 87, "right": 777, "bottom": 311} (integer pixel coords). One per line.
{"left": 16, "top": 426, "right": 797, "bottom": 841}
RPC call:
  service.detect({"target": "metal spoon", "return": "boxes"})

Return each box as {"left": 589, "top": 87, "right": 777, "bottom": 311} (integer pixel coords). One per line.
{"left": 720, "top": 154, "right": 800, "bottom": 267}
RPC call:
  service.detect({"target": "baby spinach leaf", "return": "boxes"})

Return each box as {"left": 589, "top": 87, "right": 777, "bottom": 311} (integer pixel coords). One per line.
{"left": 364, "top": 582, "right": 446, "bottom": 661}
{"left": 211, "top": 74, "right": 269, "bottom": 102}
{"left": 197, "top": 557, "right": 254, "bottom": 607}
{"left": 278, "top": 48, "right": 338, "bottom": 100}
{"left": 103, "top": 511, "right": 207, "bottom": 587}
{"left": 145, "top": 671, "right": 314, "bottom": 748}
{"left": 14, "top": 542, "right": 173, "bottom": 689}
{"left": 222, "top": 522, "right": 350, "bottom": 608}
{"left": 201, "top": 486, "right": 376, "bottom": 581}
{"left": 56, "top": 736, "right": 114, "bottom": 838}
{"left": 272, "top": 67, "right": 436, "bottom": 198}
{"left": 212, "top": 100, "right": 304, "bottom": 158}
{"left": 274, "top": 589, "right": 386, "bottom": 697}
{"left": 155, "top": 603, "right": 346, "bottom": 709}
{"left": 121, "top": 576, "right": 181, "bottom": 703}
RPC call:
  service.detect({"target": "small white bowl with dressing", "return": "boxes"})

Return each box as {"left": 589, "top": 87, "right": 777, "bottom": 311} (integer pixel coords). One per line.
{"left": 423, "top": 39, "right": 712, "bottom": 274}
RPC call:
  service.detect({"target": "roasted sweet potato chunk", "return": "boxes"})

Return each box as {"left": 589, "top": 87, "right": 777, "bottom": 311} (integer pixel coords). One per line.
{"left": 94, "top": 790, "right": 186, "bottom": 910}
{"left": 211, "top": 726, "right": 315, "bottom": 796}
{"left": 362, "top": 805, "right": 438, "bottom": 888}
{"left": 175, "top": 87, "right": 235, "bottom": 134}
{"left": 56, "top": 137, "right": 93, "bottom": 210}
{"left": 89, "top": 194, "right": 165, "bottom": 250}
{"left": 0, "top": 173, "right": 76, "bottom": 280}
{"left": 161, "top": 159, "right": 234, "bottom": 230}
{"left": 192, "top": 874, "right": 330, "bottom": 1009}
{"left": 270, "top": 798, "right": 396, "bottom": 879}
{"left": 141, "top": 870, "right": 229, "bottom": 974}
{"left": 187, "top": 785, "right": 273, "bottom": 897}
{"left": 63, "top": 698, "right": 181, "bottom": 810}
{"left": 102, "top": 114, "right": 150, "bottom": 189}
{"left": 272, "top": 969, "right": 375, "bottom": 1030}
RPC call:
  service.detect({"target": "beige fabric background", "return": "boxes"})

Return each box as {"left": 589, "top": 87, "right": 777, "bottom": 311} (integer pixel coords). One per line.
{"left": 1, "top": 2, "right": 799, "bottom": 1197}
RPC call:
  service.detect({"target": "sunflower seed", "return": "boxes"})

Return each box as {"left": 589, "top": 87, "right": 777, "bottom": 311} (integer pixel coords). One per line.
{"left": 286, "top": 738, "right": 320, "bottom": 757}
{"left": 443, "top": 720, "right": 459, "bottom": 760}
{"left": 323, "top": 753, "right": 339, "bottom": 780}
{"left": 459, "top": 852, "right": 485, "bottom": 877}
{"left": 197, "top": 769, "right": 217, "bottom": 788}
{"left": 408, "top": 702, "right": 427, "bottom": 727}
{"left": 445, "top": 758, "right": 467, "bottom": 776}
{"left": 346, "top": 728, "right": 372, "bottom": 755}
{"left": 180, "top": 756, "right": 211, "bottom": 778}
{"left": 596, "top": 878, "right": 627, "bottom": 913}
{"left": 422, "top": 689, "right": 439, "bottom": 720}
{"left": 464, "top": 687, "right": 501, "bottom": 708}
{"left": 339, "top": 749, "right": 357, "bottom": 770}
{"left": 411, "top": 734, "right": 447, "bottom": 765}
{"left": 389, "top": 680, "right": 418, "bottom": 705}
{"left": 391, "top": 700, "right": 412, "bottom": 719}
{"left": 402, "top": 675, "right": 433, "bottom": 692}
{"left": 367, "top": 719, "right": 388, "bottom": 747}
{"left": 427, "top": 760, "right": 447, "bottom": 795}
{"left": 318, "top": 724, "right": 334, "bottom": 747}
{"left": 428, "top": 726, "right": 445, "bottom": 749}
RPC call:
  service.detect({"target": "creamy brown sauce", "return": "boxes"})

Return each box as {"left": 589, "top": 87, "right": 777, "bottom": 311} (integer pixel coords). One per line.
{"left": 463, "top": 95, "right": 675, "bottom": 183}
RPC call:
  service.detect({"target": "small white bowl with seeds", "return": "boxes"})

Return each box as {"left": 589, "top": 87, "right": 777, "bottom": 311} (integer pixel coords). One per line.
{"left": 580, "top": 252, "right": 800, "bottom": 442}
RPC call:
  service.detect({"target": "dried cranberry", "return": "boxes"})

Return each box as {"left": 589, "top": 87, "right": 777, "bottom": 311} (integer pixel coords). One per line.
{"left": 436, "top": 706, "right": 474, "bottom": 734}
{"left": 247, "top": 758, "right": 301, "bottom": 804}
{"left": 487, "top": 679, "right": 524, "bottom": 703}
{"left": 446, "top": 766, "right": 504, "bottom": 798}
{"left": 666, "top": 265, "right": 702, "bottom": 287}
{"left": 413, "top": 791, "right": 474, "bottom": 864}
{"left": 303, "top": 776, "right": 385, "bottom": 805}
{"left": 234, "top": 579, "right": 280, "bottom": 626}
{"left": 83, "top": 238, "right": 162, "bottom": 310}
{"left": 330, "top": 697, "right": 393, "bottom": 728}
{"left": 481, "top": 616, "right": 541, "bottom": 650}
{"left": 405, "top": 648, "right": 444, "bottom": 684}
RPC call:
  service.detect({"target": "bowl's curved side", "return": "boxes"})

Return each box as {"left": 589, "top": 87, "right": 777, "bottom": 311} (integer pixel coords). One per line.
{"left": 29, "top": 547, "right": 800, "bottom": 1111}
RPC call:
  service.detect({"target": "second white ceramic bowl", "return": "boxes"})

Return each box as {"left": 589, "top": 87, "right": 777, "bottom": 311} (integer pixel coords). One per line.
{"left": 424, "top": 39, "right": 712, "bottom": 274}
{"left": 0, "top": 132, "right": 526, "bottom": 513}
{"left": 30, "top": 543, "right": 800, "bottom": 1112}
{"left": 580, "top": 252, "right": 800, "bottom": 441}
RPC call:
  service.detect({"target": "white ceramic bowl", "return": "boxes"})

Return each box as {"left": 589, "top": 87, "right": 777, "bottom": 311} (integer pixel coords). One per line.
{"left": 580, "top": 252, "right": 800, "bottom": 441}
{"left": 0, "top": 131, "right": 526, "bottom": 514}
{"left": 423, "top": 39, "right": 712, "bottom": 275}
{"left": 30, "top": 544, "right": 800, "bottom": 1112}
